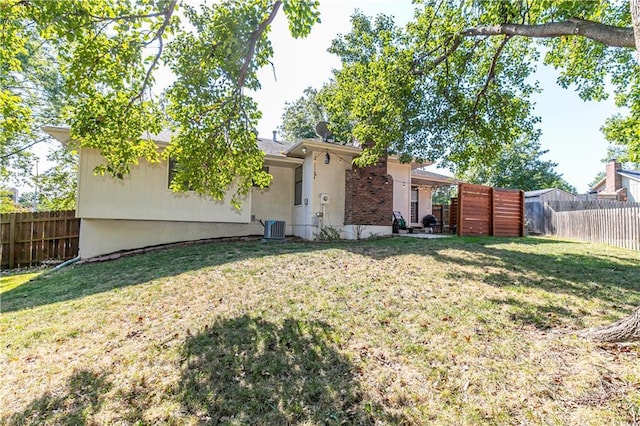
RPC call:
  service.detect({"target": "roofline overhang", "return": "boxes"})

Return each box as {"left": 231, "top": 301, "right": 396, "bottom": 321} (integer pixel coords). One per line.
{"left": 263, "top": 154, "right": 303, "bottom": 167}
{"left": 285, "top": 139, "right": 362, "bottom": 158}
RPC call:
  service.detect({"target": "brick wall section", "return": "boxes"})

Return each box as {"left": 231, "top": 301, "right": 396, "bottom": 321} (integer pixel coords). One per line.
{"left": 344, "top": 157, "right": 394, "bottom": 226}
{"left": 606, "top": 159, "right": 622, "bottom": 193}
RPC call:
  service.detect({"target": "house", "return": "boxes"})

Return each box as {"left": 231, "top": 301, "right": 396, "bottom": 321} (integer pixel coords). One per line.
{"left": 524, "top": 188, "right": 575, "bottom": 235}
{"left": 589, "top": 159, "right": 640, "bottom": 202}
{"left": 43, "top": 126, "right": 456, "bottom": 259}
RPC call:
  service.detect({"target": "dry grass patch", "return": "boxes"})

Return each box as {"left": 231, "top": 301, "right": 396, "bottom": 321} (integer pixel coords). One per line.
{"left": 1, "top": 236, "right": 640, "bottom": 424}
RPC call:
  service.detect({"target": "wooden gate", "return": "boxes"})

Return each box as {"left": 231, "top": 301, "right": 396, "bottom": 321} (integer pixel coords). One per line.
{"left": 1, "top": 210, "right": 80, "bottom": 269}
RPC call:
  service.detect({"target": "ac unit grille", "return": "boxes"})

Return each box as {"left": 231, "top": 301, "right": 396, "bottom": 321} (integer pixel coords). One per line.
{"left": 264, "top": 220, "right": 286, "bottom": 240}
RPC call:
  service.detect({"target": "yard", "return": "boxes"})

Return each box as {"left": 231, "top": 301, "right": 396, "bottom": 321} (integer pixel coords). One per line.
{"left": 2, "top": 236, "right": 640, "bottom": 424}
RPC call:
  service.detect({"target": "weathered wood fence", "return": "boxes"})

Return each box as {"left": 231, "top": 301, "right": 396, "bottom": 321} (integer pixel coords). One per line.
{"left": 1, "top": 210, "right": 80, "bottom": 269}
{"left": 544, "top": 201, "right": 640, "bottom": 250}
{"left": 456, "top": 183, "right": 524, "bottom": 237}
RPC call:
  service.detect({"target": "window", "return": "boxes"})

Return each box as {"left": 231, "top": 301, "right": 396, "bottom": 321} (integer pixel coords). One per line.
{"left": 167, "top": 157, "right": 194, "bottom": 191}
{"left": 168, "top": 157, "right": 178, "bottom": 189}
{"left": 294, "top": 166, "right": 303, "bottom": 206}
{"left": 410, "top": 186, "right": 419, "bottom": 223}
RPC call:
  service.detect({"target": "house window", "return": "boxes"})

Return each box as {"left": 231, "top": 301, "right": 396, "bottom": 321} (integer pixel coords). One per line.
{"left": 410, "top": 186, "right": 419, "bottom": 223}
{"left": 252, "top": 166, "right": 270, "bottom": 188}
{"left": 168, "top": 157, "right": 179, "bottom": 189}
{"left": 167, "top": 157, "right": 194, "bottom": 190}
{"left": 294, "top": 166, "right": 303, "bottom": 206}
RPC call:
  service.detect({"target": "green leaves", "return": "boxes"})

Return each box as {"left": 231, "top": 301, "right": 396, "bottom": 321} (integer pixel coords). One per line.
{"left": 2, "top": 0, "right": 319, "bottom": 205}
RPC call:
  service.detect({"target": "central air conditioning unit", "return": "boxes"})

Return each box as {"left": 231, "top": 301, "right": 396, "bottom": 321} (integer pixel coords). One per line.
{"left": 319, "top": 193, "right": 330, "bottom": 205}
{"left": 263, "top": 220, "right": 286, "bottom": 240}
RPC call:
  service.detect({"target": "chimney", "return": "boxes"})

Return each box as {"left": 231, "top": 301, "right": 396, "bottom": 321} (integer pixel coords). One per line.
{"left": 605, "top": 159, "right": 622, "bottom": 193}
{"left": 272, "top": 130, "right": 277, "bottom": 142}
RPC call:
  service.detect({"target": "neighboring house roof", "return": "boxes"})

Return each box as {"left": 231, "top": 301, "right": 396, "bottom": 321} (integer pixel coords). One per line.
{"left": 619, "top": 170, "right": 640, "bottom": 182}
{"left": 589, "top": 168, "right": 640, "bottom": 193}
{"left": 411, "top": 168, "right": 459, "bottom": 186}
{"left": 524, "top": 188, "right": 576, "bottom": 198}
{"left": 525, "top": 188, "right": 554, "bottom": 198}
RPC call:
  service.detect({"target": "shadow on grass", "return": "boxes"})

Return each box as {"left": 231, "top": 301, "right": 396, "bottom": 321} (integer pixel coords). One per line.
{"left": 4, "top": 370, "right": 111, "bottom": 426}
{"left": 423, "top": 237, "right": 640, "bottom": 308}
{"left": 175, "top": 315, "right": 401, "bottom": 424}
{"left": 488, "top": 297, "right": 583, "bottom": 330}
{"left": 0, "top": 240, "right": 322, "bottom": 313}
{"left": 3, "top": 235, "right": 639, "bottom": 314}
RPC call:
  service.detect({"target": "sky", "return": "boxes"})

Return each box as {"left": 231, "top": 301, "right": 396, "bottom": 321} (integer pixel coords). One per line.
{"left": 251, "top": 0, "right": 620, "bottom": 193}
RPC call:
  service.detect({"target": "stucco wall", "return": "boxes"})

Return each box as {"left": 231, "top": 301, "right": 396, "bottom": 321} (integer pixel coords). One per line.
{"left": 387, "top": 161, "right": 412, "bottom": 221}
{"left": 77, "top": 148, "right": 249, "bottom": 223}
{"left": 79, "top": 218, "right": 264, "bottom": 259}
{"left": 292, "top": 150, "right": 353, "bottom": 240}
{"left": 417, "top": 186, "right": 432, "bottom": 224}
{"left": 251, "top": 165, "right": 294, "bottom": 227}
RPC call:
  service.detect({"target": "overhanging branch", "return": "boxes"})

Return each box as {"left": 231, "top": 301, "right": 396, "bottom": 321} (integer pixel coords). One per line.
{"left": 462, "top": 18, "right": 635, "bottom": 48}
{"left": 238, "top": 1, "right": 282, "bottom": 90}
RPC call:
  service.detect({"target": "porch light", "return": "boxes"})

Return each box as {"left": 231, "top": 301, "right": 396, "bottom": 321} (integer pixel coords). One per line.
{"left": 324, "top": 151, "right": 331, "bottom": 164}
{"left": 301, "top": 147, "right": 307, "bottom": 154}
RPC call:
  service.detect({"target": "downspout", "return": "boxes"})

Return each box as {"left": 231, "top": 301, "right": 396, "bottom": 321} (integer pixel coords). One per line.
{"left": 54, "top": 256, "right": 81, "bottom": 270}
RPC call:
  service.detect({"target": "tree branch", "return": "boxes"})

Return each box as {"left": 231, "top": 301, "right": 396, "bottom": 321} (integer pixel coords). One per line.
{"left": 473, "top": 35, "right": 511, "bottom": 114}
{"left": 462, "top": 18, "right": 635, "bottom": 48}
{"left": 237, "top": 1, "right": 282, "bottom": 90}
{"left": 129, "top": 0, "right": 177, "bottom": 106}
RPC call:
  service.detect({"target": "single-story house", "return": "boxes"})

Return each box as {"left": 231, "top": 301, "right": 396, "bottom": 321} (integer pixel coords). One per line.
{"left": 43, "top": 126, "right": 457, "bottom": 259}
{"left": 524, "top": 188, "right": 575, "bottom": 235}
{"left": 589, "top": 159, "right": 640, "bottom": 202}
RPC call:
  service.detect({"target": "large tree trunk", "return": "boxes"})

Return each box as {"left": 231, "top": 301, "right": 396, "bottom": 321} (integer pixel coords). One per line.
{"left": 633, "top": 0, "right": 640, "bottom": 61}
{"left": 581, "top": 307, "right": 640, "bottom": 342}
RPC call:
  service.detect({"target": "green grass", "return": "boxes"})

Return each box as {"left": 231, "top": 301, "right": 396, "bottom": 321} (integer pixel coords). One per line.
{"left": 1, "top": 236, "right": 640, "bottom": 425}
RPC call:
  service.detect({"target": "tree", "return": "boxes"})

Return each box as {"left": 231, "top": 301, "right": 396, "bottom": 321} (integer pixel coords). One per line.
{"left": 460, "top": 137, "right": 576, "bottom": 193}
{"left": 2, "top": 0, "right": 320, "bottom": 206}
{"left": 278, "top": 86, "right": 326, "bottom": 142}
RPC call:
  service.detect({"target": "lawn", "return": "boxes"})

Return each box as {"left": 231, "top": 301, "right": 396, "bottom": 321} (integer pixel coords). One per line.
{"left": 1, "top": 236, "right": 640, "bottom": 425}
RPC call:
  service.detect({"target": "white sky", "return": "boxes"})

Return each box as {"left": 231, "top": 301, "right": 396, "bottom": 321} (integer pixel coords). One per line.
{"left": 251, "top": 0, "right": 619, "bottom": 193}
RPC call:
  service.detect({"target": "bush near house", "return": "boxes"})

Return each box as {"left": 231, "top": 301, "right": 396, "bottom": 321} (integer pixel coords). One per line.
{"left": 2, "top": 237, "right": 640, "bottom": 424}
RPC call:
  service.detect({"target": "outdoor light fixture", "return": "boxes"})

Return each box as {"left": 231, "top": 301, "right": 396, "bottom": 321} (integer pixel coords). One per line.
{"left": 301, "top": 147, "right": 307, "bottom": 154}
{"left": 324, "top": 151, "right": 331, "bottom": 164}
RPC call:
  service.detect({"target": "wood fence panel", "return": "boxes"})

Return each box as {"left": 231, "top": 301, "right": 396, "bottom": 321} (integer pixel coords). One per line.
{"left": 546, "top": 204, "right": 640, "bottom": 250}
{"left": 0, "top": 210, "right": 80, "bottom": 269}
{"left": 456, "top": 184, "right": 524, "bottom": 237}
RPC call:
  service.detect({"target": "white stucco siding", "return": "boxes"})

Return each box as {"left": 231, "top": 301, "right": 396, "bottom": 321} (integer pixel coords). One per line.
{"left": 387, "top": 161, "right": 412, "bottom": 221}
{"left": 291, "top": 150, "right": 353, "bottom": 240}
{"left": 417, "top": 186, "right": 432, "bottom": 224}
{"left": 77, "top": 148, "right": 250, "bottom": 223}
{"left": 79, "top": 218, "right": 263, "bottom": 259}
{"left": 251, "top": 165, "right": 294, "bottom": 232}
{"left": 623, "top": 176, "right": 640, "bottom": 203}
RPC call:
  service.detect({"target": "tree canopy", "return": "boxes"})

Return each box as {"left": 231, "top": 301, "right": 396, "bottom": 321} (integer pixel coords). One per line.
{"left": 322, "top": 1, "right": 640, "bottom": 174}
{"left": 2, "top": 0, "right": 639, "bottom": 203}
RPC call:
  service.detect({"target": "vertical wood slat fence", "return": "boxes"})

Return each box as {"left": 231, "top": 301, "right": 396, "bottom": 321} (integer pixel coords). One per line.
{"left": 545, "top": 201, "right": 640, "bottom": 250}
{"left": 456, "top": 183, "right": 524, "bottom": 237}
{"left": 1, "top": 210, "right": 80, "bottom": 269}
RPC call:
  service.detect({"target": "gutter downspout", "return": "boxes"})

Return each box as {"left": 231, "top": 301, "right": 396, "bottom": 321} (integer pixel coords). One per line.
{"left": 54, "top": 256, "right": 81, "bottom": 270}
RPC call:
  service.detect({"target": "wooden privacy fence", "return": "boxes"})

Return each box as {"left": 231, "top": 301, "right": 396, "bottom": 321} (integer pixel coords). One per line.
{"left": 545, "top": 201, "right": 640, "bottom": 250}
{"left": 1, "top": 210, "right": 80, "bottom": 269}
{"left": 456, "top": 183, "right": 524, "bottom": 237}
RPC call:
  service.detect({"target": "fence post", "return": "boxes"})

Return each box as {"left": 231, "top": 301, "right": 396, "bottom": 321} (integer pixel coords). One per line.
{"left": 9, "top": 213, "right": 16, "bottom": 269}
